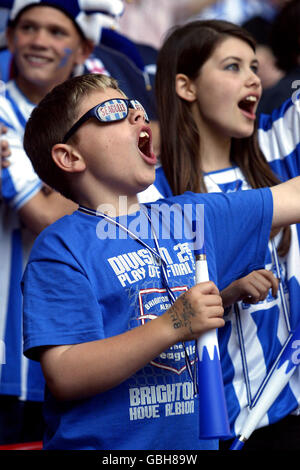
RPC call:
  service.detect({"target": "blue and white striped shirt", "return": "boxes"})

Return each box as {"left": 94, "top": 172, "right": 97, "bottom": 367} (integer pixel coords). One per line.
{"left": 0, "top": 80, "right": 44, "bottom": 401}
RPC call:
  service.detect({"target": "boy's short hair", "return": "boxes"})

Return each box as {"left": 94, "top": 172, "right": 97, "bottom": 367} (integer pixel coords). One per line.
{"left": 24, "top": 73, "right": 124, "bottom": 202}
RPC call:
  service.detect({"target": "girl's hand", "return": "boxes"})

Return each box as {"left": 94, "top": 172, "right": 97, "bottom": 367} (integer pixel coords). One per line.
{"left": 221, "top": 269, "right": 279, "bottom": 307}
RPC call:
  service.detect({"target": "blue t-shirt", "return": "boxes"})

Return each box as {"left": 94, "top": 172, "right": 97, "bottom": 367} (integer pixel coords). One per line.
{"left": 22, "top": 189, "right": 273, "bottom": 450}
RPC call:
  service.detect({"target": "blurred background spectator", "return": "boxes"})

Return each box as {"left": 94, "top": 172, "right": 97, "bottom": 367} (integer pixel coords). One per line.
{"left": 257, "top": 0, "right": 300, "bottom": 114}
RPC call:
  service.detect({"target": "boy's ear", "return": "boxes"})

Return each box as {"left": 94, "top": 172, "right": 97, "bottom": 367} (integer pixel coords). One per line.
{"left": 52, "top": 144, "right": 86, "bottom": 173}
{"left": 175, "top": 73, "right": 197, "bottom": 102}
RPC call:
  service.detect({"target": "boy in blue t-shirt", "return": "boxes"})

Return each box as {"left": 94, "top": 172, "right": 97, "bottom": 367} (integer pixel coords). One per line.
{"left": 22, "top": 73, "right": 300, "bottom": 450}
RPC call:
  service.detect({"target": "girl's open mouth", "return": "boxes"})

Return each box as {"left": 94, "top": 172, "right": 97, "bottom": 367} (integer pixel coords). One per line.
{"left": 238, "top": 95, "right": 258, "bottom": 120}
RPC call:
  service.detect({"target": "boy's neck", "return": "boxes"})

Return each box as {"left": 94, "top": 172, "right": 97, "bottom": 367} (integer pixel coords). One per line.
{"left": 79, "top": 194, "right": 141, "bottom": 217}
{"left": 74, "top": 170, "right": 149, "bottom": 217}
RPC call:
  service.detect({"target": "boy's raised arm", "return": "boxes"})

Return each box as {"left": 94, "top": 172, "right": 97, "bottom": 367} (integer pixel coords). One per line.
{"left": 271, "top": 175, "right": 300, "bottom": 228}
{"left": 39, "top": 282, "right": 224, "bottom": 401}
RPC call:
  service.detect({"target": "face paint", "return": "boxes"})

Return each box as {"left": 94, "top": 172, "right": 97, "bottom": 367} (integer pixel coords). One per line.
{"left": 59, "top": 48, "right": 73, "bottom": 67}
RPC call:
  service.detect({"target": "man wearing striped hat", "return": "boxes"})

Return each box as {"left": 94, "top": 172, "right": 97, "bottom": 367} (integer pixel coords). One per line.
{"left": 0, "top": 0, "right": 125, "bottom": 446}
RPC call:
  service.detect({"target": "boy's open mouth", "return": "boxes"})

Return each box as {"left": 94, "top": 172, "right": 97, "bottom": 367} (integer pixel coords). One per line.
{"left": 137, "top": 127, "right": 157, "bottom": 164}
{"left": 138, "top": 130, "right": 150, "bottom": 154}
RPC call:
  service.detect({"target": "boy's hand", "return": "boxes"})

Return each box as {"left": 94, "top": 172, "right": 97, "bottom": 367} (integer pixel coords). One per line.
{"left": 39, "top": 282, "right": 223, "bottom": 401}
{"left": 165, "top": 281, "right": 224, "bottom": 343}
{"left": 221, "top": 269, "right": 279, "bottom": 307}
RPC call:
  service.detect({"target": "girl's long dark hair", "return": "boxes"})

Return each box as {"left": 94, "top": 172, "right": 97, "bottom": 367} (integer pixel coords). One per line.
{"left": 155, "top": 20, "right": 290, "bottom": 255}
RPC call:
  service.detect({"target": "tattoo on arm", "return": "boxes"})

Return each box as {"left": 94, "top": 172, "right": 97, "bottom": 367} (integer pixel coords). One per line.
{"left": 168, "top": 296, "right": 196, "bottom": 334}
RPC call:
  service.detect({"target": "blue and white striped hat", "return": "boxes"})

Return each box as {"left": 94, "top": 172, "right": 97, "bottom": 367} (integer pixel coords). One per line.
{"left": 0, "top": 0, "right": 125, "bottom": 44}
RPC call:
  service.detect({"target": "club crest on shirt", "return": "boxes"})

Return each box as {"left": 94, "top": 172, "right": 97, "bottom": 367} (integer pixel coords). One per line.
{"left": 137, "top": 286, "right": 196, "bottom": 375}
{"left": 218, "top": 179, "right": 243, "bottom": 193}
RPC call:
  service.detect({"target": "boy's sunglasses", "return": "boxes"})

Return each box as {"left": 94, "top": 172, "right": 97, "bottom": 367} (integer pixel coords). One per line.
{"left": 63, "top": 98, "right": 149, "bottom": 143}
